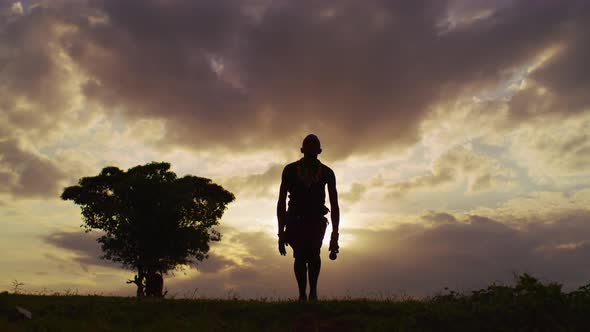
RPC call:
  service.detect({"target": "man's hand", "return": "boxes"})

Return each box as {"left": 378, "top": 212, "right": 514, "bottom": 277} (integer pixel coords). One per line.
{"left": 278, "top": 233, "right": 288, "bottom": 256}
{"left": 278, "top": 239, "right": 286, "bottom": 256}
{"left": 329, "top": 232, "right": 339, "bottom": 253}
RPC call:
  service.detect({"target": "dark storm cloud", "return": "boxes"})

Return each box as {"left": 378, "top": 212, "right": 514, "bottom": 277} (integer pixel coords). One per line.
{"left": 324, "top": 211, "right": 590, "bottom": 296}
{"left": 507, "top": 4, "right": 590, "bottom": 123}
{"left": 2, "top": 0, "right": 589, "bottom": 196}
{"left": 12, "top": 0, "right": 580, "bottom": 158}
{"left": 168, "top": 229, "right": 294, "bottom": 298}
{"left": 0, "top": 0, "right": 89, "bottom": 136}
{"left": 43, "top": 231, "right": 123, "bottom": 271}
{"left": 0, "top": 139, "right": 66, "bottom": 198}
{"left": 0, "top": 1, "right": 91, "bottom": 198}
{"left": 44, "top": 228, "right": 238, "bottom": 274}
{"left": 41, "top": 205, "right": 590, "bottom": 299}
{"left": 166, "top": 208, "right": 590, "bottom": 299}
{"left": 196, "top": 252, "right": 237, "bottom": 274}
{"left": 421, "top": 210, "right": 457, "bottom": 223}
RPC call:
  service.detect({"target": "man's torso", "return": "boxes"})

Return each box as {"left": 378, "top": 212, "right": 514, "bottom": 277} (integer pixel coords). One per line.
{"left": 283, "top": 159, "right": 332, "bottom": 217}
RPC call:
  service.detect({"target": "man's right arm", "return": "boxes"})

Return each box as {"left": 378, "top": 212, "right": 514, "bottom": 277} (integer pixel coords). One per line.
{"left": 276, "top": 166, "right": 289, "bottom": 255}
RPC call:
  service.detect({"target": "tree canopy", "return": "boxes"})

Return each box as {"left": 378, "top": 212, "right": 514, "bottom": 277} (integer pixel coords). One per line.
{"left": 61, "top": 162, "right": 235, "bottom": 297}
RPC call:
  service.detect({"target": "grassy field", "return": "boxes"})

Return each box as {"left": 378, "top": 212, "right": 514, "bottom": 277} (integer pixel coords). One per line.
{"left": 2, "top": 274, "right": 590, "bottom": 331}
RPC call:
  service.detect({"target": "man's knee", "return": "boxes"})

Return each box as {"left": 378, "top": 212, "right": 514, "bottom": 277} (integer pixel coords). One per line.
{"left": 294, "top": 258, "right": 307, "bottom": 267}
{"left": 308, "top": 254, "right": 321, "bottom": 266}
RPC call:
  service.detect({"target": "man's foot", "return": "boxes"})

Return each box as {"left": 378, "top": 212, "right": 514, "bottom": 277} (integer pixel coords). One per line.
{"left": 308, "top": 292, "right": 318, "bottom": 301}
{"left": 298, "top": 294, "right": 307, "bottom": 302}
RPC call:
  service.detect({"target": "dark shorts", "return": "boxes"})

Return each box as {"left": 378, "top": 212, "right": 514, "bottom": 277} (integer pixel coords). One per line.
{"left": 285, "top": 215, "right": 328, "bottom": 259}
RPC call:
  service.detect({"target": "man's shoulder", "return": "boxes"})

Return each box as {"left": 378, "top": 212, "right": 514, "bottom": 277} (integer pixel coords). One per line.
{"left": 282, "top": 160, "right": 334, "bottom": 175}
{"left": 321, "top": 162, "right": 334, "bottom": 173}
{"left": 282, "top": 161, "right": 299, "bottom": 176}
{"left": 320, "top": 162, "right": 335, "bottom": 180}
{"left": 285, "top": 160, "right": 299, "bottom": 168}
{"left": 284, "top": 161, "right": 299, "bottom": 170}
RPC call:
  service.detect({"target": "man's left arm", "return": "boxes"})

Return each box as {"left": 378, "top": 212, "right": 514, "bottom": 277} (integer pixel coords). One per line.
{"left": 327, "top": 169, "right": 340, "bottom": 252}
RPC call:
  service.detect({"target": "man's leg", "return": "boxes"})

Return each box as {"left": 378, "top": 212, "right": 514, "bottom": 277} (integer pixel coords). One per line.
{"left": 294, "top": 257, "right": 307, "bottom": 301}
{"left": 308, "top": 254, "right": 321, "bottom": 301}
{"left": 308, "top": 219, "right": 326, "bottom": 301}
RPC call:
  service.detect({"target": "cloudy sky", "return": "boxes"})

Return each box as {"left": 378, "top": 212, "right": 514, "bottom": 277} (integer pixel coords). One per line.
{"left": 1, "top": 0, "right": 590, "bottom": 299}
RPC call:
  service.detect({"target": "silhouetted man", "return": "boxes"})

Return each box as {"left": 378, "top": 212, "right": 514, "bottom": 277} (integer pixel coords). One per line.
{"left": 277, "top": 134, "right": 340, "bottom": 301}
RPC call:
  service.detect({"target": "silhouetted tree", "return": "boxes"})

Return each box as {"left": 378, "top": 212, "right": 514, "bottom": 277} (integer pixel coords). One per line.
{"left": 61, "top": 162, "right": 234, "bottom": 297}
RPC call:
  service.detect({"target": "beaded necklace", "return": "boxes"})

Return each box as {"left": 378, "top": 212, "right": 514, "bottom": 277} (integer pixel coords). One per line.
{"left": 296, "top": 158, "right": 323, "bottom": 188}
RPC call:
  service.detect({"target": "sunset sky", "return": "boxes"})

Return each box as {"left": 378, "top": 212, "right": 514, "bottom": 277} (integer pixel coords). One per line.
{"left": 1, "top": 0, "right": 590, "bottom": 299}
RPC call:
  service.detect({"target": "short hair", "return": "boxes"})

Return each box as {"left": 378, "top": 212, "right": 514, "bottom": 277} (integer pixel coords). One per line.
{"left": 302, "top": 134, "right": 321, "bottom": 153}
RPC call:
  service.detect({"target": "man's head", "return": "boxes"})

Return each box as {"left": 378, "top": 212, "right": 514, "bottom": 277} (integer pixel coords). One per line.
{"left": 301, "top": 134, "right": 322, "bottom": 156}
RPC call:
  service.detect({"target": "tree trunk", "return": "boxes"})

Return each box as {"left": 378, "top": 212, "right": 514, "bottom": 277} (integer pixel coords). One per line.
{"left": 137, "top": 268, "right": 145, "bottom": 298}
{"left": 126, "top": 269, "right": 146, "bottom": 298}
